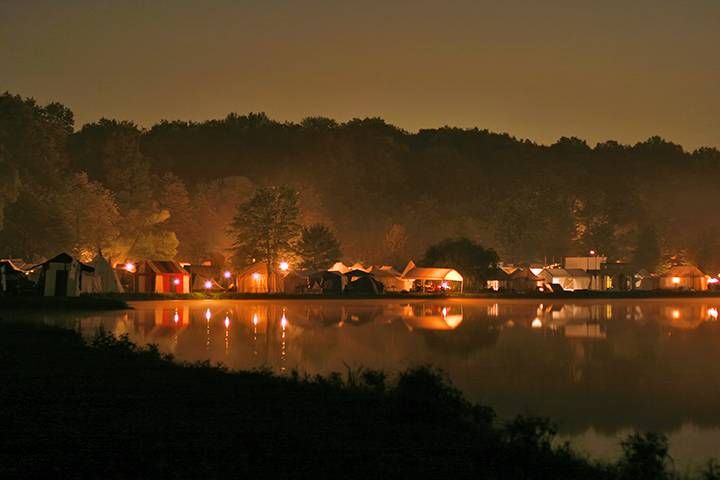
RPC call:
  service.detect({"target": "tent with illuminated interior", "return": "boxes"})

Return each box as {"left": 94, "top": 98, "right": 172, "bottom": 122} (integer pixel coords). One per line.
{"left": 90, "top": 254, "right": 124, "bottom": 293}
{"left": 401, "top": 261, "right": 463, "bottom": 293}
{"left": 135, "top": 260, "right": 190, "bottom": 294}
{"left": 659, "top": 265, "right": 708, "bottom": 291}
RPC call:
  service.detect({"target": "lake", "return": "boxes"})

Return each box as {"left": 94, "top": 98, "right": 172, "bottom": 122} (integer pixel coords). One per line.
{"left": 10, "top": 298, "right": 720, "bottom": 468}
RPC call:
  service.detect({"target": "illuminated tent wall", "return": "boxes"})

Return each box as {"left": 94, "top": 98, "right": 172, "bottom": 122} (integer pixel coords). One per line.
{"left": 135, "top": 260, "right": 190, "bottom": 294}
{"left": 538, "top": 268, "right": 591, "bottom": 291}
{"left": 236, "top": 262, "right": 284, "bottom": 293}
{"left": 36, "top": 253, "right": 96, "bottom": 297}
{"left": 659, "top": 265, "right": 708, "bottom": 291}
{"left": 400, "top": 261, "right": 464, "bottom": 292}
{"left": 369, "top": 266, "right": 406, "bottom": 292}
{"left": 90, "top": 254, "right": 124, "bottom": 293}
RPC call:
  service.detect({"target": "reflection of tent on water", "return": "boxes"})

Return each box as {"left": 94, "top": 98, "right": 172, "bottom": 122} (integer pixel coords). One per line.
{"left": 91, "top": 255, "right": 124, "bottom": 293}
{"left": 402, "top": 304, "right": 464, "bottom": 330}
{"left": 343, "top": 306, "right": 385, "bottom": 325}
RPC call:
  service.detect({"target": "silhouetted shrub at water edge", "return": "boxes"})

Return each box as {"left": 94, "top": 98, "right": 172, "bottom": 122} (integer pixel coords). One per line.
{"left": 1, "top": 320, "right": 717, "bottom": 479}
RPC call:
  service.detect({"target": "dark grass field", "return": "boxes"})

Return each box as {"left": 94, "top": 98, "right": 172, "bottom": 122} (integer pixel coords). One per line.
{"left": 0, "top": 319, "right": 713, "bottom": 479}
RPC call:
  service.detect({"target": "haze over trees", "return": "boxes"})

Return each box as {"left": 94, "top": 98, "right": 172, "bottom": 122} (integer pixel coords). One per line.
{"left": 1, "top": 91, "right": 720, "bottom": 272}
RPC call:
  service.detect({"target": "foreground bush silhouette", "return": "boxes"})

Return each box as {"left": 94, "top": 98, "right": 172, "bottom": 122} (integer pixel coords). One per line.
{"left": 0, "top": 321, "right": 715, "bottom": 479}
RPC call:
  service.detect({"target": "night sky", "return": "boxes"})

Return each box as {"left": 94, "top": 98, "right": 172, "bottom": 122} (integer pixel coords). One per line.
{"left": 2, "top": 0, "right": 718, "bottom": 148}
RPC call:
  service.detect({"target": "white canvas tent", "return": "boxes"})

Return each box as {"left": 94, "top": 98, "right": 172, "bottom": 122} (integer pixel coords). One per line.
{"left": 91, "top": 255, "right": 124, "bottom": 293}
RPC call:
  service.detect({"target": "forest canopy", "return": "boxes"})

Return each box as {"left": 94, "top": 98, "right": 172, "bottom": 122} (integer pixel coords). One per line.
{"left": 1, "top": 91, "right": 719, "bottom": 272}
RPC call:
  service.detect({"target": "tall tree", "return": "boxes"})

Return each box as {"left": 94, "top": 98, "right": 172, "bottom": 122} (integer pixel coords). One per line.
{"left": 295, "top": 224, "right": 342, "bottom": 270}
{"left": 422, "top": 237, "right": 499, "bottom": 292}
{"left": 63, "top": 172, "right": 121, "bottom": 261}
{"left": 229, "top": 186, "right": 300, "bottom": 292}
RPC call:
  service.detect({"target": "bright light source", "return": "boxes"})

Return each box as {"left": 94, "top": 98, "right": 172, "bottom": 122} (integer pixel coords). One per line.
{"left": 223, "top": 271, "right": 231, "bottom": 279}
{"left": 531, "top": 318, "right": 542, "bottom": 329}
{"left": 205, "top": 308, "right": 211, "bottom": 321}
{"left": 224, "top": 316, "right": 230, "bottom": 328}
{"left": 671, "top": 277, "right": 681, "bottom": 285}
{"left": 204, "top": 280, "right": 212, "bottom": 289}
{"left": 709, "top": 278, "right": 719, "bottom": 284}
{"left": 279, "top": 261, "right": 289, "bottom": 272}
{"left": 708, "top": 308, "right": 719, "bottom": 320}
{"left": 252, "top": 272, "right": 261, "bottom": 280}
{"left": 441, "top": 281, "right": 449, "bottom": 290}
{"left": 589, "top": 250, "right": 596, "bottom": 255}
{"left": 124, "top": 262, "right": 135, "bottom": 272}
{"left": 252, "top": 313, "right": 259, "bottom": 326}
{"left": 529, "top": 267, "right": 543, "bottom": 276}
{"left": 672, "top": 309, "right": 680, "bottom": 319}
{"left": 281, "top": 314, "right": 288, "bottom": 329}
{"left": 173, "top": 278, "right": 181, "bottom": 285}
{"left": 173, "top": 311, "right": 179, "bottom": 323}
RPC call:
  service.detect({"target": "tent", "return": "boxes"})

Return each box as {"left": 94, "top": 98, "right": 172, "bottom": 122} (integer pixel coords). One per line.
{"left": 90, "top": 255, "right": 124, "bottom": 293}
{"left": 538, "top": 268, "right": 591, "bottom": 291}
{"left": 401, "top": 261, "right": 463, "bottom": 293}
{"left": 35, "top": 253, "right": 96, "bottom": 297}
{"left": 135, "top": 260, "right": 190, "bottom": 294}
{"left": 659, "top": 265, "right": 708, "bottom": 291}
{"left": 0, "top": 260, "right": 32, "bottom": 295}
{"left": 344, "top": 275, "right": 384, "bottom": 295}
{"left": 369, "top": 266, "right": 406, "bottom": 292}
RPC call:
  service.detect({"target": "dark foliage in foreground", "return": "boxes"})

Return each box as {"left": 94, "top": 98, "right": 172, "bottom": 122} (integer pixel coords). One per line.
{"left": 0, "top": 321, "right": 717, "bottom": 479}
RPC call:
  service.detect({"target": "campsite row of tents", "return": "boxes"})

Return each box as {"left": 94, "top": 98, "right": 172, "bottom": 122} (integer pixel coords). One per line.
{"left": 487, "top": 257, "right": 719, "bottom": 293}
{"left": 0, "top": 253, "right": 465, "bottom": 297}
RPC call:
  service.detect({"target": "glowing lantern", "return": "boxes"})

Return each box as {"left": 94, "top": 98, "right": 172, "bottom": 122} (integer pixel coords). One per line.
{"left": 279, "top": 261, "right": 289, "bottom": 272}
{"left": 223, "top": 271, "right": 231, "bottom": 279}
{"left": 204, "top": 280, "right": 212, "bottom": 289}
{"left": 589, "top": 250, "right": 596, "bottom": 255}
{"left": 671, "top": 277, "right": 681, "bottom": 285}
{"left": 124, "top": 262, "right": 135, "bottom": 272}
{"left": 531, "top": 318, "right": 542, "bottom": 329}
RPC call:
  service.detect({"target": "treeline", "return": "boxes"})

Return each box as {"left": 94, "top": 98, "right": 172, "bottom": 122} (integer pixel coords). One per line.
{"left": 1, "top": 92, "right": 719, "bottom": 271}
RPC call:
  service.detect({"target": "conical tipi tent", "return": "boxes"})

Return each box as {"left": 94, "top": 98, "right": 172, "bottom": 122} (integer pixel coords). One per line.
{"left": 91, "top": 254, "right": 124, "bottom": 293}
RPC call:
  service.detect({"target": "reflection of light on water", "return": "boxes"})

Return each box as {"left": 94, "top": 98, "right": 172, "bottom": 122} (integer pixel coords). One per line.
{"left": 531, "top": 318, "right": 542, "bottom": 329}
{"left": 672, "top": 309, "right": 681, "bottom": 320}
{"left": 708, "top": 308, "right": 719, "bottom": 320}
{"left": 224, "top": 315, "right": 230, "bottom": 355}
{"left": 173, "top": 310, "right": 179, "bottom": 324}
{"left": 280, "top": 309, "right": 289, "bottom": 372}
{"left": 205, "top": 308, "right": 211, "bottom": 321}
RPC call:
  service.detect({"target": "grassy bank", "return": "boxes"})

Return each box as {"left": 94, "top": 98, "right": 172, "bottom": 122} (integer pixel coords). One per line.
{"left": 1, "top": 320, "right": 717, "bottom": 479}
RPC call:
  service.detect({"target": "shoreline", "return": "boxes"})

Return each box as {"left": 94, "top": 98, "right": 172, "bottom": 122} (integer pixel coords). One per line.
{"left": 2, "top": 289, "right": 720, "bottom": 310}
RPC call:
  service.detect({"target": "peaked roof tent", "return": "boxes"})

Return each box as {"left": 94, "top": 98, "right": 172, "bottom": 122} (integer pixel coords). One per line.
{"left": 663, "top": 265, "right": 706, "bottom": 277}
{"left": 401, "top": 261, "right": 463, "bottom": 282}
{"left": 142, "top": 260, "right": 189, "bottom": 275}
{"left": 34, "top": 253, "right": 95, "bottom": 272}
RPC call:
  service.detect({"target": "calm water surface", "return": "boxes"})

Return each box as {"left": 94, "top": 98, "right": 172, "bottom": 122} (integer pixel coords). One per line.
{"left": 14, "top": 298, "right": 720, "bottom": 467}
